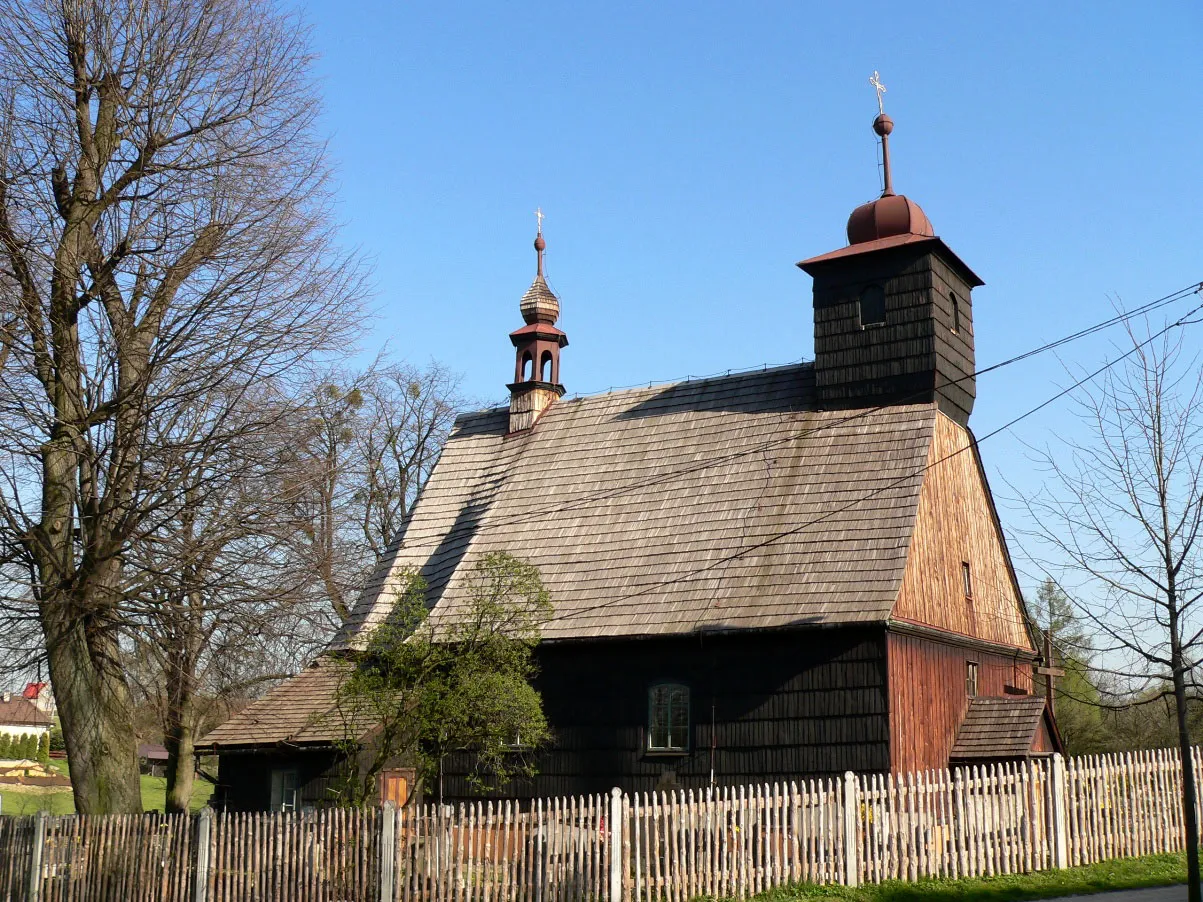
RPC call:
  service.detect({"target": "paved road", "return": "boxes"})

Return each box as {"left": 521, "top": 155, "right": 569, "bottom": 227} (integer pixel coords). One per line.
{"left": 1046, "top": 887, "right": 1188, "bottom": 902}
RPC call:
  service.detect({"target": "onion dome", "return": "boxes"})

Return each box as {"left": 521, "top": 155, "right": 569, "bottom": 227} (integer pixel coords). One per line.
{"left": 520, "top": 230, "right": 560, "bottom": 325}
{"left": 846, "top": 111, "right": 935, "bottom": 245}
{"left": 847, "top": 193, "right": 934, "bottom": 244}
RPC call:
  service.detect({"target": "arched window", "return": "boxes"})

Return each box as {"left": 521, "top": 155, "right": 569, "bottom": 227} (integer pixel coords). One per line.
{"left": 521, "top": 352, "right": 533, "bottom": 382}
{"left": 951, "top": 292, "right": 961, "bottom": 334}
{"left": 647, "top": 682, "right": 689, "bottom": 752}
{"left": 540, "top": 350, "right": 554, "bottom": 382}
{"left": 859, "top": 284, "right": 886, "bottom": 327}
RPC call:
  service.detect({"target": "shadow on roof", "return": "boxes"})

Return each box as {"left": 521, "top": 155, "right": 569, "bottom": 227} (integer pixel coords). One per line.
{"left": 614, "top": 364, "right": 815, "bottom": 421}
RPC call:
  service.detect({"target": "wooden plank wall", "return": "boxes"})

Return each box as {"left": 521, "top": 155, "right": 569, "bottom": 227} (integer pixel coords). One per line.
{"left": 442, "top": 629, "right": 890, "bottom": 800}
{"left": 893, "top": 413, "right": 1031, "bottom": 650}
{"left": 888, "top": 631, "right": 1034, "bottom": 773}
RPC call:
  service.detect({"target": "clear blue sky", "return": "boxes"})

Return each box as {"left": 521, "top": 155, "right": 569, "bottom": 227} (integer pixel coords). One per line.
{"left": 301, "top": 0, "right": 1201, "bottom": 570}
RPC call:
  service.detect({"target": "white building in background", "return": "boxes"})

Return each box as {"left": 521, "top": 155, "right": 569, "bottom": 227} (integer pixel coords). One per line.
{"left": 0, "top": 692, "right": 52, "bottom": 743}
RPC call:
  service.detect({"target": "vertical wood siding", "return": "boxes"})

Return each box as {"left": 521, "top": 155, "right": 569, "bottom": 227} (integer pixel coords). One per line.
{"left": 893, "top": 413, "right": 1031, "bottom": 650}
{"left": 888, "top": 632, "right": 1035, "bottom": 773}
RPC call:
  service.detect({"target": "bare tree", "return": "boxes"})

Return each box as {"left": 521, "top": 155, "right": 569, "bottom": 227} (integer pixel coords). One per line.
{"left": 125, "top": 383, "right": 329, "bottom": 812}
{"left": 1023, "top": 317, "right": 1203, "bottom": 901}
{"left": 282, "top": 361, "right": 464, "bottom": 623}
{"left": 0, "top": 0, "right": 365, "bottom": 812}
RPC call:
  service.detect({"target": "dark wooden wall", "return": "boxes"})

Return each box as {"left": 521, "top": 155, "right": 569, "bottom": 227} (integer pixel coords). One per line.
{"left": 213, "top": 748, "right": 341, "bottom": 812}
{"left": 809, "top": 244, "right": 977, "bottom": 425}
{"left": 443, "top": 627, "right": 890, "bottom": 801}
{"left": 887, "top": 630, "right": 1035, "bottom": 773}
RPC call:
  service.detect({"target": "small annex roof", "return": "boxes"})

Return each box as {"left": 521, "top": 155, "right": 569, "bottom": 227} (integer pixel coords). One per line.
{"left": 950, "top": 695, "right": 1051, "bottom": 761}
{"left": 335, "top": 362, "right": 938, "bottom": 648}
{"left": 197, "top": 658, "right": 355, "bottom": 750}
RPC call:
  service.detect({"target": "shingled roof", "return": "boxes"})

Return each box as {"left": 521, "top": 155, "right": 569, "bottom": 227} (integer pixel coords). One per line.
{"left": 199, "top": 659, "right": 353, "bottom": 749}
{"left": 336, "top": 362, "right": 936, "bottom": 648}
{"left": 950, "top": 695, "right": 1050, "bottom": 761}
{"left": 0, "top": 695, "right": 51, "bottom": 728}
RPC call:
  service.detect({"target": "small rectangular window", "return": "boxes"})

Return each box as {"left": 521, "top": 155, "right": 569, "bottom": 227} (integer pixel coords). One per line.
{"left": 270, "top": 769, "right": 299, "bottom": 812}
{"left": 648, "top": 683, "right": 689, "bottom": 752}
{"left": 966, "top": 662, "right": 979, "bottom": 698}
{"left": 961, "top": 561, "right": 973, "bottom": 597}
{"left": 859, "top": 285, "right": 886, "bottom": 328}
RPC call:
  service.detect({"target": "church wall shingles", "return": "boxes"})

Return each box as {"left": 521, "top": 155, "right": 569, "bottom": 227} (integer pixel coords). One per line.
{"left": 441, "top": 628, "right": 890, "bottom": 801}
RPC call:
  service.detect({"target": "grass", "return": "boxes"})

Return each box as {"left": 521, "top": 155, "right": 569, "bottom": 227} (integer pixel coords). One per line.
{"left": 740, "top": 853, "right": 1187, "bottom": 902}
{"left": 1, "top": 759, "right": 214, "bottom": 816}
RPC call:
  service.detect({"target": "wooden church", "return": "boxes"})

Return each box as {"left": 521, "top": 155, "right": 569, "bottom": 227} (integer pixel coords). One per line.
{"left": 200, "top": 99, "right": 1061, "bottom": 811}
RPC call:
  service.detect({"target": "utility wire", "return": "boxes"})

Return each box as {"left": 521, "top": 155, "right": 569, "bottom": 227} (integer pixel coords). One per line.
{"left": 535, "top": 297, "right": 1203, "bottom": 627}
{"left": 392, "top": 280, "right": 1203, "bottom": 554}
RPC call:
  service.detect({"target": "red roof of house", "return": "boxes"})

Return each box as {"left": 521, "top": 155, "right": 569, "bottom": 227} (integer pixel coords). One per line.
{"left": 22, "top": 682, "right": 47, "bottom": 700}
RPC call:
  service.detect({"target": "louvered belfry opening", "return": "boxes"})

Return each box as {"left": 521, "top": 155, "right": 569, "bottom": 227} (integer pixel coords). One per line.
{"left": 508, "top": 225, "right": 567, "bottom": 433}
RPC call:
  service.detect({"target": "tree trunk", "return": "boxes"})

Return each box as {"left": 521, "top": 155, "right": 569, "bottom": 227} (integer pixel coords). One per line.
{"left": 42, "top": 586, "right": 142, "bottom": 814}
{"left": 1173, "top": 655, "right": 1201, "bottom": 902}
{"left": 164, "top": 674, "right": 196, "bottom": 814}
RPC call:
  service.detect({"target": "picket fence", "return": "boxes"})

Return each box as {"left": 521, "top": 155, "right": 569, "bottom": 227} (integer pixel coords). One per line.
{"left": 1, "top": 747, "right": 1200, "bottom": 902}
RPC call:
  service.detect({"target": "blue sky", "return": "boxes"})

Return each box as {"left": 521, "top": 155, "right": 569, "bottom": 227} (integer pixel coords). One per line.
{"left": 300, "top": 0, "right": 1201, "bottom": 577}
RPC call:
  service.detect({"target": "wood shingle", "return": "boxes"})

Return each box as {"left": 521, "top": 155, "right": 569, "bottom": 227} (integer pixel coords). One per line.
{"left": 335, "top": 362, "right": 937, "bottom": 646}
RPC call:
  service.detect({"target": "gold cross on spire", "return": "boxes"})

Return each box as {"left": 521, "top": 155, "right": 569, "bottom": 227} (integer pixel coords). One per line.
{"left": 534, "top": 207, "right": 545, "bottom": 235}
{"left": 869, "top": 70, "right": 887, "bottom": 115}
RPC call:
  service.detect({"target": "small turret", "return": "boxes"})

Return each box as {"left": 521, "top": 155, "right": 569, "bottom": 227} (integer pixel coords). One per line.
{"left": 508, "top": 210, "right": 568, "bottom": 433}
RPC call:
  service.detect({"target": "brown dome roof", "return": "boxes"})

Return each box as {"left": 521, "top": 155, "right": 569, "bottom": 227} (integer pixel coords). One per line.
{"left": 520, "top": 273, "right": 560, "bottom": 325}
{"left": 846, "top": 193, "right": 934, "bottom": 245}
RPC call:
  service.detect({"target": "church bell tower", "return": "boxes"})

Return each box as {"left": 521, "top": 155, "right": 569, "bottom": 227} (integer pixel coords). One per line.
{"left": 798, "top": 73, "right": 983, "bottom": 426}
{"left": 507, "top": 211, "right": 567, "bottom": 433}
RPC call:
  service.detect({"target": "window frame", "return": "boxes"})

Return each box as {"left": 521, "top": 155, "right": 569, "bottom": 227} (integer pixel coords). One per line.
{"left": 951, "top": 292, "right": 961, "bottom": 334}
{"left": 966, "top": 661, "right": 979, "bottom": 698}
{"left": 961, "top": 561, "right": 973, "bottom": 598}
{"left": 646, "top": 681, "right": 690, "bottom": 754}
{"left": 858, "top": 284, "right": 887, "bottom": 329}
{"left": 270, "top": 768, "right": 299, "bottom": 813}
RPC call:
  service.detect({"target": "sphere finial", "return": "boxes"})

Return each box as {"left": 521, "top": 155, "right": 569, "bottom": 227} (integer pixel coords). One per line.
{"left": 533, "top": 207, "right": 546, "bottom": 273}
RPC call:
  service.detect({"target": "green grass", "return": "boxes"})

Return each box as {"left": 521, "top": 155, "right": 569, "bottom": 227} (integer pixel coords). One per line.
{"left": 738, "top": 853, "right": 1187, "bottom": 902}
{"left": 1, "top": 762, "right": 213, "bottom": 816}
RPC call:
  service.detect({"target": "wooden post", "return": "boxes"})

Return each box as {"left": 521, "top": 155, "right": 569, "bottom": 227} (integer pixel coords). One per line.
{"left": 26, "top": 810, "right": 47, "bottom": 902}
{"left": 382, "top": 801, "right": 397, "bottom": 902}
{"left": 193, "top": 807, "right": 212, "bottom": 902}
{"left": 842, "top": 771, "right": 859, "bottom": 887}
{"left": 1049, "top": 754, "right": 1068, "bottom": 869}
{"left": 609, "top": 788, "right": 623, "bottom": 902}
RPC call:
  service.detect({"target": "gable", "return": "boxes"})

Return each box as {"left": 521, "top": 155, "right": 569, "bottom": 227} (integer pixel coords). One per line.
{"left": 892, "top": 413, "right": 1033, "bottom": 650}
{"left": 335, "top": 364, "right": 938, "bottom": 647}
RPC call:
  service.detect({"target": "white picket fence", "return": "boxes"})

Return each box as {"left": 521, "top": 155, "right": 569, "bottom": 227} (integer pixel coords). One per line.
{"left": 2, "top": 747, "right": 1200, "bottom": 901}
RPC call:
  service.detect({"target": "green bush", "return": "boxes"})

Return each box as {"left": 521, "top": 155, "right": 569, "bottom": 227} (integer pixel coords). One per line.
{"left": 49, "top": 723, "right": 65, "bottom": 752}
{"left": 37, "top": 732, "right": 50, "bottom": 763}
{"left": 0, "top": 733, "right": 11, "bottom": 758}
{"left": 21, "top": 734, "right": 36, "bottom": 759}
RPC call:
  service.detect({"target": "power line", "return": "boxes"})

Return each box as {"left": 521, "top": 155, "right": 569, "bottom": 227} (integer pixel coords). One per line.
{"left": 533, "top": 297, "right": 1203, "bottom": 627}
{"left": 392, "top": 280, "right": 1203, "bottom": 555}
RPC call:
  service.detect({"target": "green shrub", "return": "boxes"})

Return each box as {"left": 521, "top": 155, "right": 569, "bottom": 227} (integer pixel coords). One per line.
{"left": 49, "top": 723, "right": 65, "bottom": 752}
{"left": 0, "top": 733, "right": 11, "bottom": 758}
{"left": 21, "top": 734, "right": 36, "bottom": 759}
{"left": 37, "top": 732, "right": 50, "bottom": 763}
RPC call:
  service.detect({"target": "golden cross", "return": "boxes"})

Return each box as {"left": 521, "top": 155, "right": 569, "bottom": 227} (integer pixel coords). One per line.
{"left": 869, "top": 70, "right": 887, "bottom": 115}
{"left": 535, "top": 207, "right": 545, "bottom": 235}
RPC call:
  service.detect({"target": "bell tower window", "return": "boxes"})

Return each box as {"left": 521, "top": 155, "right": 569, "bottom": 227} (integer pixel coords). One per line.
{"left": 540, "top": 350, "right": 553, "bottom": 382}
{"left": 951, "top": 292, "right": 961, "bottom": 333}
{"left": 859, "top": 284, "right": 886, "bottom": 327}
